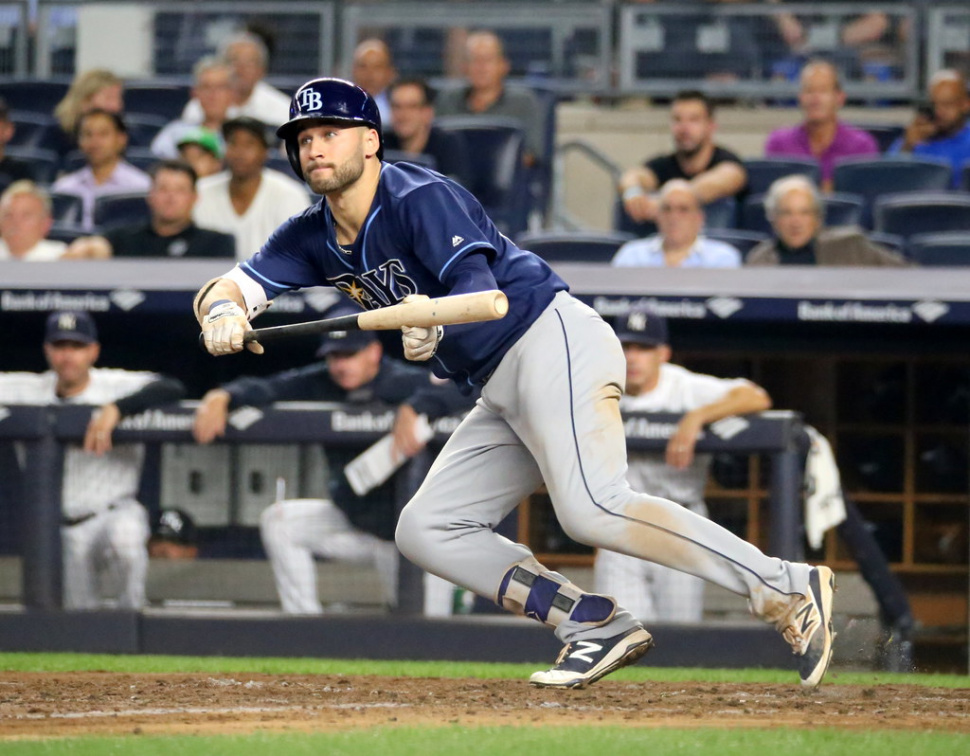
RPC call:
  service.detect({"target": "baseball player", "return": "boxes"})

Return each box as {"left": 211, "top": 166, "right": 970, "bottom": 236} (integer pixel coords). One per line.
{"left": 193, "top": 77, "right": 835, "bottom": 689}
{"left": 0, "top": 311, "right": 185, "bottom": 610}
{"left": 594, "top": 308, "right": 771, "bottom": 622}
{"left": 192, "top": 302, "right": 474, "bottom": 614}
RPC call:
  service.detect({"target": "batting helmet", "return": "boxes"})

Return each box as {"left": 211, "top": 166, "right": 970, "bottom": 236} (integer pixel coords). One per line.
{"left": 276, "top": 77, "right": 383, "bottom": 179}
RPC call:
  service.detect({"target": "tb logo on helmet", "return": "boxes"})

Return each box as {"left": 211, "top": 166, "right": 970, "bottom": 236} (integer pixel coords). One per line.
{"left": 298, "top": 89, "right": 323, "bottom": 113}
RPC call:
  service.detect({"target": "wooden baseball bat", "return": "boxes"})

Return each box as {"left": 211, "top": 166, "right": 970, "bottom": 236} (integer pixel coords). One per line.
{"left": 199, "top": 290, "right": 509, "bottom": 349}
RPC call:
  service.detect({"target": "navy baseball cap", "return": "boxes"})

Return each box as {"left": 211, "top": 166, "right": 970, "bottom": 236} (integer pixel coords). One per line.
{"left": 153, "top": 508, "right": 198, "bottom": 545}
{"left": 316, "top": 302, "right": 376, "bottom": 357}
{"left": 614, "top": 307, "right": 668, "bottom": 347}
{"left": 45, "top": 310, "right": 98, "bottom": 344}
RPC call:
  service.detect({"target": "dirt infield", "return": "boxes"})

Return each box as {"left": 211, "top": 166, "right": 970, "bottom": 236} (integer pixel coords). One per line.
{"left": 0, "top": 672, "right": 968, "bottom": 739}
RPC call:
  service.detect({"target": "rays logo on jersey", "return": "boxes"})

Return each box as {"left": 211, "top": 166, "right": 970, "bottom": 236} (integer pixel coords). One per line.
{"left": 330, "top": 259, "right": 418, "bottom": 308}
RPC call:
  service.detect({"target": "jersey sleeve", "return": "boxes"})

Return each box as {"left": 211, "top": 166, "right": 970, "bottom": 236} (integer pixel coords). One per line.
{"left": 397, "top": 183, "right": 497, "bottom": 283}
{"left": 682, "top": 373, "right": 752, "bottom": 410}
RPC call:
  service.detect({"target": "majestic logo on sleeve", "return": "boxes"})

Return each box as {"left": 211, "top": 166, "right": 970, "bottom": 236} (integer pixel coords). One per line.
{"left": 330, "top": 259, "right": 418, "bottom": 308}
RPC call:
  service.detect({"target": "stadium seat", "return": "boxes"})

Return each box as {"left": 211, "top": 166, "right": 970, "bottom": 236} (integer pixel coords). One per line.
{"left": 435, "top": 115, "right": 529, "bottom": 236}
{"left": 740, "top": 192, "right": 865, "bottom": 234}
{"left": 866, "top": 231, "right": 905, "bottom": 256}
{"left": 122, "top": 83, "right": 191, "bottom": 122}
{"left": 907, "top": 232, "right": 970, "bottom": 267}
{"left": 381, "top": 150, "right": 438, "bottom": 170}
{"left": 7, "top": 111, "right": 60, "bottom": 149}
{"left": 873, "top": 192, "right": 970, "bottom": 238}
{"left": 46, "top": 223, "right": 87, "bottom": 244}
{"left": 849, "top": 123, "right": 905, "bottom": 153}
{"left": 832, "top": 156, "right": 953, "bottom": 228}
{"left": 49, "top": 192, "right": 84, "bottom": 226}
{"left": 960, "top": 161, "right": 970, "bottom": 192}
{"left": 125, "top": 113, "right": 169, "bottom": 149}
{"left": 3, "top": 146, "right": 61, "bottom": 185}
{"left": 92, "top": 192, "right": 150, "bottom": 231}
{"left": 615, "top": 196, "right": 737, "bottom": 238}
{"left": 701, "top": 228, "right": 770, "bottom": 261}
{"left": 742, "top": 157, "right": 821, "bottom": 195}
{"left": 0, "top": 79, "right": 69, "bottom": 115}
{"left": 514, "top": 230, "right": 636, "bottom": 263}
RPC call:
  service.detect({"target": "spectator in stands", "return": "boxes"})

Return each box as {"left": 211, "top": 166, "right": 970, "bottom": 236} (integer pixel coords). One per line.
{"left": 595, "top": 306, "right": 771, "bottom": 622}
{"left": 0, "top": 97, "right": 34, "bottom": 191}
{"left": 436, "top": 30, "right": 543, "bottom": 169}
{"left": 192, "top": 301, "right": 474, "bottom": 615}
{"left": 765, "top": 59, "right": 878, "bottom": 191}
{"left": 890, "top": 69, "right": 970, "bottom": 189}
{"left": 151, "top": 57, "right": 233, "bottom": 159}
{"left": 193, "top": 116, "right": 310, "bottom": 260}
{"left": 51, "top": 69, "right": 124, "bottom": 157}
{"left": 351, "top": 38, "right": 397, "bottom": 127}
{"left": 0, "top": 181, "right": 66, "bottom": 261}
{"left": 611, "top": 179, "right": 742, "bottom": 268}
{"left": 618, "top": 90, "right": 747, "bottom": 225}
{"left": 148, "top": 508, "right": 199, "bottom": 560}
{"left": 182, "top": 32, "right": 291, "bottom": 128}
{"left": 0, "top": 310, "right": 185, "bottom": 610}
{"left": 51, "top": 110, "right": 151, "bottom": 232}
{"left": 383, "top": 77, "right": 471, "bottom": 183}
{"left": 64, "top": 161, "right": 235, "bottom": 260}
{"left": 746, "top": 175, "right": 907, "bottom": 266}
{"left": 176, "top": 129, "right": 224, "bottom": 179}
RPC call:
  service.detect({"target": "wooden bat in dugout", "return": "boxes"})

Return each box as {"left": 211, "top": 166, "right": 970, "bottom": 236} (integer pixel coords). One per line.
{"left": 199, "top": 290, "right": 509, "bottom": 349}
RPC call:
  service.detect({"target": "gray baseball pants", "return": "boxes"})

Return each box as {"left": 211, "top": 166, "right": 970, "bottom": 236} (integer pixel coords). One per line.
{"left": 396, "top": 291, "right": 810, "bottom": 642}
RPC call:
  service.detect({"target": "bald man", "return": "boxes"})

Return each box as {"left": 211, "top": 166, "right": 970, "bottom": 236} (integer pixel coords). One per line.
{"left": 351, "top": 39, "right": 397, "bottom": 126}
{"left": 611, "top": 180, "right": 742, "bottom": 268}
{"left": 765, "top": 60, "right": 878, "bottom": 191}
{"left": 891, "top": 69, "right": 970, "bottom": 188}
{"left": 435, "top": 30, "right": 543, "bottom": 168}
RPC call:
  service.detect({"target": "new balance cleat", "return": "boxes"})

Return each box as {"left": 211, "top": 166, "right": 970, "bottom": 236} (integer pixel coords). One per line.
{"left": 529, "top": 627, "right": 654, "bottom": 689}
{"left": 778, "top": 566, "right": 836, "bottom": 688}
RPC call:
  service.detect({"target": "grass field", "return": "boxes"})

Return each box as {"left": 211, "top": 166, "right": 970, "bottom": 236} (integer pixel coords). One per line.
{"left": 1, "top": 653, "right": 968, "bottom": 755}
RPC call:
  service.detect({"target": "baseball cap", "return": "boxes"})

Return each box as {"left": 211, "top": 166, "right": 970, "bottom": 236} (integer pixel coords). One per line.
{"left": 316, "top": 302, "right": 376, "bottom": 357}
{"left": 177, "top": 127, "right": 224, "bottom": 159}
{"left": 222, "top": 116, "right": 271, "bottom": 147}
{"left": 614, "top": 307, "right": 668, "bottom": 347}
{"left": 152, "top": 508, "right": 198, "bottom": 545}
{"left": 44, "top": 310, "right": 98, "bottom": 344}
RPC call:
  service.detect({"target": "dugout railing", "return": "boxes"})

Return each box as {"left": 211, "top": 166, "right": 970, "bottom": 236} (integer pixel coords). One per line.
{"left": 0, "top": 402, "right": 806, "bottom": 612}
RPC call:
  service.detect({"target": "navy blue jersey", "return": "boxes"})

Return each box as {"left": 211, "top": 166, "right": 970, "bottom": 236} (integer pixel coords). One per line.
{"left": 239, "top": 162, "right": 567, "bottom": 388}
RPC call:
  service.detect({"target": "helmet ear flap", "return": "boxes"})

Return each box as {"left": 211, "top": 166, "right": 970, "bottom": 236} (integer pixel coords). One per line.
{"left": 285, "top": 137, "right": 303, "bottom": 181}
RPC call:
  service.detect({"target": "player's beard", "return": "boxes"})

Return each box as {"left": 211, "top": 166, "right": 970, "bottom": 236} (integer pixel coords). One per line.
{"left": 306, "top": 152, "right": 366, "bottom": 195}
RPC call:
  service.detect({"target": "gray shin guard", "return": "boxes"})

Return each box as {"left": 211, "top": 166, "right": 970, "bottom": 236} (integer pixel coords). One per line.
{"left": 496, "top": 556, "right": 617, "bottom": 629}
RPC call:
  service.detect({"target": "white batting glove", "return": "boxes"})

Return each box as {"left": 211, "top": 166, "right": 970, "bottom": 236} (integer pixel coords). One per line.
{"left": 202, "top": 300, "right": 263, "bottom": 355}
{"left": 402, "top": 324, "right": 443, "bottom": 361}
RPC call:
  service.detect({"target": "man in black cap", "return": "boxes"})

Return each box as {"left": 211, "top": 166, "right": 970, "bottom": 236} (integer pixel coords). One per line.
{"left": 593, "top": 307, "right": 770, "bottom": 623}
{"left": 192, "top": 302, "right": 474, "bottom": 614}
{"left": 192, "top": 116, "right": 309, "bottom": 261}
{"left": 0, "top": 311, "right": 184, "bottom": 610}
{"left": 148, "top": 508, "right": 199, "bottom": 560}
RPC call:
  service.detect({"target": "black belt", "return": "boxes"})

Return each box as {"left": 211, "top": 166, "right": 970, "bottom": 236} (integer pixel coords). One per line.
{"left": 61, "top": 504, "right": 117, "bottom": 527}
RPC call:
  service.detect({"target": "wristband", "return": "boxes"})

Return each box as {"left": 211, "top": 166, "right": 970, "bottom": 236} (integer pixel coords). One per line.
{"left": 622, "top": 186, "right": 646, "bottom": 201}
{"left": 208, "top": 299, "right": 233, "bottom": 313}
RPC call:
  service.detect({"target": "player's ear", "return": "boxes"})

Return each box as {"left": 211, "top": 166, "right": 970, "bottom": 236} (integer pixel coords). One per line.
{"left": 658, "top": 344, "right": 672, "bottom": 364}
{"left": 363, "top": 127, "right": 381, "bottom": 159}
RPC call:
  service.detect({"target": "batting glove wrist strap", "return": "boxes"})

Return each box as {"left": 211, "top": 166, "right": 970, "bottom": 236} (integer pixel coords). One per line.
{"left": 202, "top": 301, "right": 249, "bottom": 355}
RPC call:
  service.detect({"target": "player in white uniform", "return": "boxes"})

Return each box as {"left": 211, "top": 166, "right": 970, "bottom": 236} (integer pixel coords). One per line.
{"left": 594, "top": 309, "right": 771, "bottom": 622}
{"left": 0, "top": 311, "right": 184, "bottom": 609}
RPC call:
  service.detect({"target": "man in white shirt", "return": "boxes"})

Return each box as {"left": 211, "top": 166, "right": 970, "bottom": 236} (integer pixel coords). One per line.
{"left": 611, "top": 180, "right": 741, "bottom": 268}
{"left": 0, "top": 181, "right": 66, "bottom": 261}
{"left": 0, "top": 310, "right": 184, "bottom": 610}
{"left": 181, "top": 32, "right": 291, "bottom": 128}
{"left": 594, "top": 308, "right": 771, "bottom": 621}
{"left": 193, "top": 116, "right": 310, "bottom": 260}
{"left": 151, "top": 56, "right": 233, "bottom": 159}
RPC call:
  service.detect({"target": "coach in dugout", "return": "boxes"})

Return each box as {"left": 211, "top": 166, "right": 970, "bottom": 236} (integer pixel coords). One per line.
{"left": 0, "top": 311, "right": 184, "bottom": 610}
{"left": 191, "top": 302, "right": 474, "bottom": 615}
